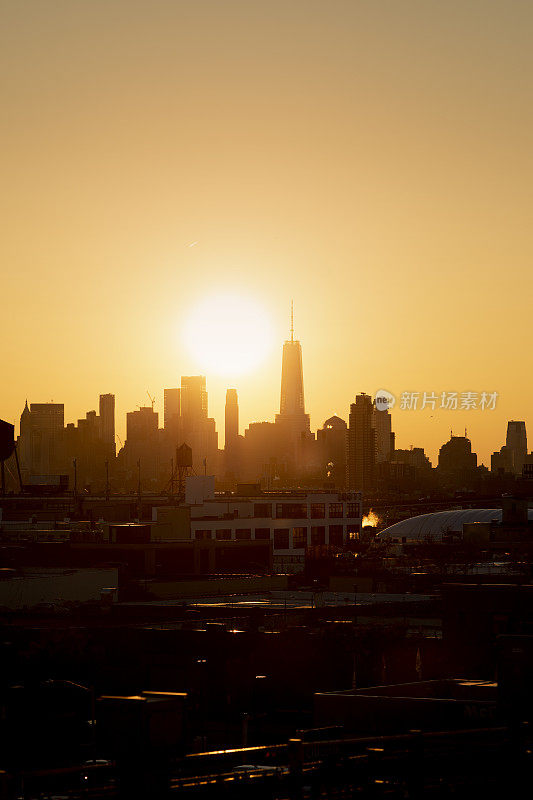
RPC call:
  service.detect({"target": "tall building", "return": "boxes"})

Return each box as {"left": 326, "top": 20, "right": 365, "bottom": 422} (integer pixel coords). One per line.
{"left": 225, "top": 389, "right": 239, "bottom": 450}
{"left": 180, "top": 376, "right": 208, "bottom": 430}
{"left": 18, "top": 401, "right": 32, "bottom": 472}
{"left": 18, "top": 403, "right": 65, "bottom": 476}
{"left": 224, "top": 389, "right": 240, "bottom": 480}
{"left": 506, "top": 420, "right": 527, "bottom": 474}
{"left": 506, "top": 420, "right": 527, "bottom": 454}
{"left": 99, "top": 393, "right": 115, "bottom": 458}
{"left": 371, "top": 400, "right": 395, "bottom": 463}
{"left": 178, "top": 376, "right": 218, "bottom": 475}
{"left": 123, "top": 406, "right": 161, "bottom": 487}
{"left": 242, "top": 421, "right": 286, "bottom": 487}
{"left": 392, "top": 447, "right": 431, "bottom": 471}
{"left": 438, "top": 434, "right": 477, "bottom": 475}
{"left": 65, "top": 407, "right": 110, "bottom": 488}
{"left": 164, "top": 388, "right": 180, "bottom": 430}
{"left": 29, "top": 403, "right": 64, "bottom": 434}
{"left": 126, "top": 406, "right": 159, "bottom": 443}
{"left": 277, "top": 315, "right": 308, "bottom": 423}
{"left": 274, "top": 309, "right": 312, "bottom": 471}
{"left": 491, "top": 420, "right": 528, "bottom": 476}
{"left": 347, "top": 393, "right": 376, "bottom": 491}
{"left": 317, "top": 415, "right": 347, "bottom": 488}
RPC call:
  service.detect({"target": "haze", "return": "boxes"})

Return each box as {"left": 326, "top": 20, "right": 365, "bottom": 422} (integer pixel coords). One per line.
{"left": 2, "top": 0, "right": 532, "bottom": 464}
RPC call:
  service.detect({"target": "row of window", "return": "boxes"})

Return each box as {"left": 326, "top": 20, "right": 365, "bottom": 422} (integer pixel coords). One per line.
{"left": 256, "top": 502, "right": 361, "bottom": 519}
{"left": 193, "top": 524, "right": 359, "bottom": 548}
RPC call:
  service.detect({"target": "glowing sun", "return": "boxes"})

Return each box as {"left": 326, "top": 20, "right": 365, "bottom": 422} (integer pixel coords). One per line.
{"left": 183, "top": 293, "right": 274, "bottom": 376}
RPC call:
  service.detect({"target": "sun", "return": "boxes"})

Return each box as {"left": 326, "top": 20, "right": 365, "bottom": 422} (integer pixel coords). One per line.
{"left": 183, "top": 292, "right": 274, "bottom": 377}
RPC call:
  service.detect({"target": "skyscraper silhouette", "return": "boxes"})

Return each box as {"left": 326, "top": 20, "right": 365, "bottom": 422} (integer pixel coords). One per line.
{"left": 99, "top": 393, "right": 115, "bottom": 458}
{"left": 180, "top": 376, "right": 208, "bottom": 431}
{"left": 347, "top": 393, "right": 376, "bottom": 491}
{"left": 225, "top": 389, "right": 239, "bottom": 450}
{"left": 317, "top": 415, "right": 347, "bottom": 487}
{"left": 506, "top": 420, "right": 527, "bottom": 473}
{"left": 275, "top": 305, "right": 310, "bottom": 434}
{"left": 164, "top": 388, "right": 180, "bottom": 432}
{"left": 273, "top": 305, "right": 313, "bottom": 475}
{"left": 178, "top": 376, "right": 218, "bottom": 475}
{"left": 491, "top": 420, "right": 528, "bottom": 476}
{"left": 372, "top": 399, "right": 395, "bottom": 463}
{"left": 18, "top": 403, "right": 65, "bottom": 476}
{"left": 438, "top": 434, "right": 477, "bottom": 474}
{"left": 224, "top": 388, "right": 240, "bottom": 477}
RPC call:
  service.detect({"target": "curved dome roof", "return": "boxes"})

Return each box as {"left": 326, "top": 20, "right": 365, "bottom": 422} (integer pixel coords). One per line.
{"left": 322, "top": 415, "right": 347, "bottom": 429}
{"left": 377, "top": 508, "right": 533, "bottom": 543}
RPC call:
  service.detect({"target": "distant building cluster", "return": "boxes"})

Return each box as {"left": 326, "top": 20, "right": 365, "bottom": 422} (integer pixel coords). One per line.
{"left": 6, "top": 327, "right": 533, "bottom": 497}
{"left": 17, "top": 394, "right": 115, "bottom": 490}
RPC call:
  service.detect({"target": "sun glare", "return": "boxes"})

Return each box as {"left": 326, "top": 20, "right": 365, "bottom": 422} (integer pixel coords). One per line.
{"left": 183, "top": 293, "right": 274, "bottom": 377}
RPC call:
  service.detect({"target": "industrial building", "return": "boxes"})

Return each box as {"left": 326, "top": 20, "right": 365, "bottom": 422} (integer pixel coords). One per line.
{"left": 174, "top": 477, "right": 362, "bottom": 573}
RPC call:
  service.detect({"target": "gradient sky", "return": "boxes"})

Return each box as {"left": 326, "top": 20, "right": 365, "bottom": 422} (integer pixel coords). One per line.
{"left": 2, "top": 1, "right": 533, "bottom": 465}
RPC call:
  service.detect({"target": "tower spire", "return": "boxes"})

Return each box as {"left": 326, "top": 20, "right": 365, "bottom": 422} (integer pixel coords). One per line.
{"left": 290, "top": 300, "right": 294, "bottom": 342}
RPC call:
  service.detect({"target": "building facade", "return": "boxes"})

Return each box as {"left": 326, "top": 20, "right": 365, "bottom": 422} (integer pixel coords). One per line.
{"left": 347, "top": 393, "right": 376, "bottom": 491}
{"left": 187, "top": 488, "right": 363, "bottom": 573}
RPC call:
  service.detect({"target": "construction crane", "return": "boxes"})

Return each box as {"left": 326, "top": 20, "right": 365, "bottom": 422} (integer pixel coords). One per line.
{"left": 147, "top": 391, "right": 155, "bottom": 410}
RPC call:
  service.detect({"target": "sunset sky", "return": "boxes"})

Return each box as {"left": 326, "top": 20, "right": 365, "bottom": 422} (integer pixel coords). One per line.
{"left": 2, "top": 1, "right": 533, "bottom": 465}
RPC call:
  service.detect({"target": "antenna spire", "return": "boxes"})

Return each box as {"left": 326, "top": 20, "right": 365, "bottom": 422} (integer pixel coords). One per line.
{"left": 290, "top": 300, "right": 294, "bottom": 342}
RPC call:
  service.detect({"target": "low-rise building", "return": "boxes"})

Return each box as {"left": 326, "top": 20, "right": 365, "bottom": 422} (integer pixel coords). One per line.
{"left": 173, "top": 479, "right": 362, "bottom": 573}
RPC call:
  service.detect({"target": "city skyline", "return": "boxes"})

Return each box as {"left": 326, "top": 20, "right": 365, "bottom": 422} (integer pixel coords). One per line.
{"left": 5, "top": 322, "right": 526, "bottom": 469}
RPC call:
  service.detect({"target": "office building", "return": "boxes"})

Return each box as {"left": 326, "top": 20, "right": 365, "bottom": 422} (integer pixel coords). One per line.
{"left": 127, "top": 406, "right": 159, "bottom": 444}
{"left": 317, "top": 416, "right": 347, "bottom": 488}
{"left": 180, "top": 376, "right": 208, "bottom": 431}
{"left": 371, "top": 400, "right": 395, "bottom": 463}
{"left": 164, "top": 388, "right": 180, "bottom": 430}
{"left": 506, "top": 420, "right": 527, "bottom": 461}
{"left": 491, "top": 421, "right": 527, "bottom": 476}
{"left": 347, "top": 393, "right": 376, "bottom": 491}
{"left": 225, "top": 389, "right": 239, "bottom": 450}
{"left": 224, "top": 389, "right": 240, "bottom": 478}
{"left": 99, "top": 393, "right": 116, "bottom": 458}
{"left": 173, "top": 377, "right": 219, "bottom": 476}
{"left": 163, "top": 388, "right": 181, "bottom": 446}
{"left": 438, "top": 434, "right": 477, "bottom": 475}
{"left": 18, "top": 402, "right": 65, "bottom": 476}
{"left": 185, "top": 479, "right": 362, "bottom": 573}
{"left": 275, "top": 321, "right": 310, "bottom": 435}
{"left": 121, "top": 406, "right": 161, "bottom": 487}
{"left": 273, "top": 311, "right": 314, "bottom": 475}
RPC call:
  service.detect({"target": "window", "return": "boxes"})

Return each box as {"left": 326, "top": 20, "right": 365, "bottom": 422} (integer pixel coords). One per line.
{"left": 311, "top": 526, "right": 325, "bottom": 545}
{"left": 235, "top": 528, "right": 251, "bottom": 540}
{"left": 347, "top": 525, "right": 360, "bottom": 541}
{"left": 276, "top": 503, "right": 307, "bottom": 519}
{"left": 274, "top": 528, "right": 290, "bottom": 549}
{"left": 292, "top": 527, "right": 308, "bottom": 549}
{"left": 347, "top": 503, "right": 360, "bottom": 517}
{"left": 310, "top": 503, "right": 325, "bottom": 519}
{"left": 254, "top": 528, "right": 271, "bottom": 540}
{"left": 254, "top": 503, "right": 271, "bottom": 518}
{"left": 215, "top": 529, "right": 231, "bottom": 540}
{"left": 329, "top": 503, "right": 343, "bottom": 518}
{"left": 195, "top": 530, "right": 212, "bottom": 540}
{"left": 329, "top": 525, "right": 343, "bottom": 546}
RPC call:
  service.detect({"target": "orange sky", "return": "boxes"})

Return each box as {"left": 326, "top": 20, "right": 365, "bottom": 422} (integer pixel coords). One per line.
{"left": 2, "top": 1, "right": 532, "bottom": 466}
